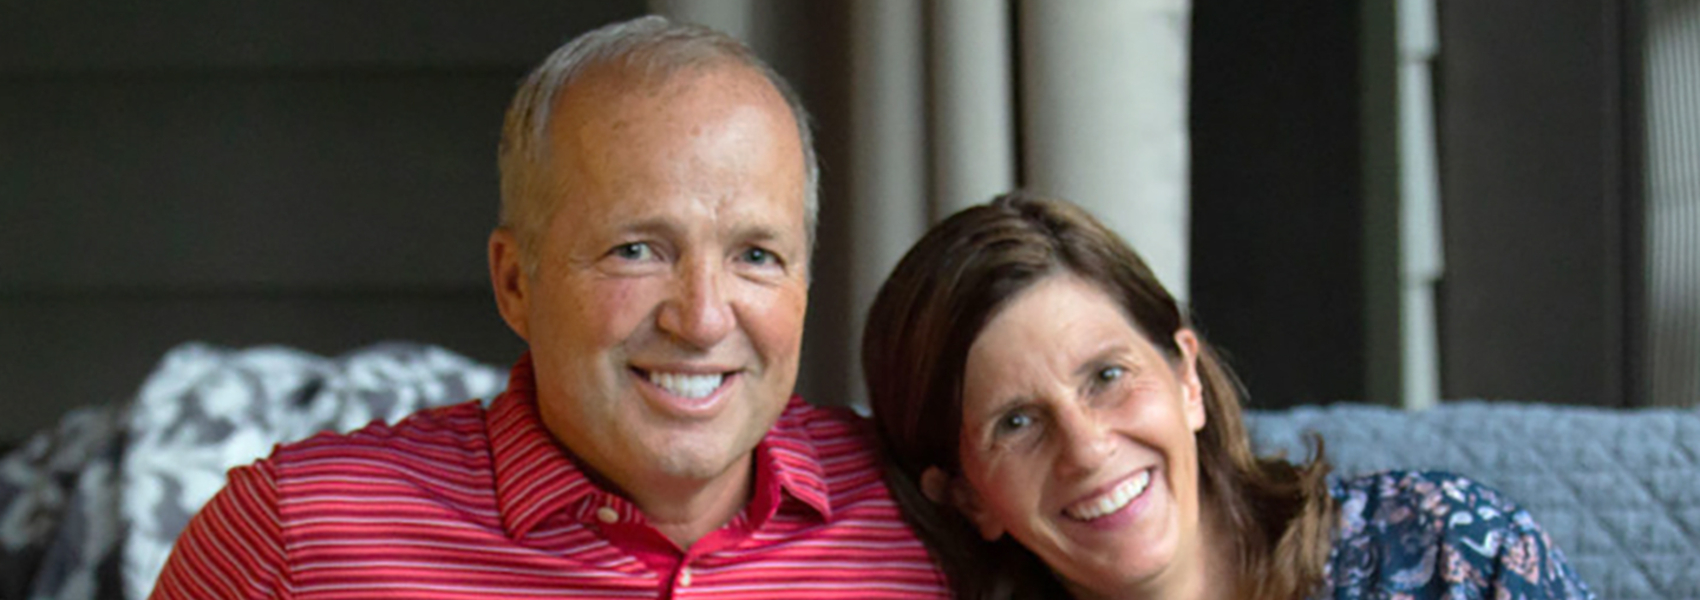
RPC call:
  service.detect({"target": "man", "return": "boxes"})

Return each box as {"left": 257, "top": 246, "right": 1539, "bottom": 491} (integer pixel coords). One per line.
{"left": 150, "top": 16, "right": 948, "bottom": 599}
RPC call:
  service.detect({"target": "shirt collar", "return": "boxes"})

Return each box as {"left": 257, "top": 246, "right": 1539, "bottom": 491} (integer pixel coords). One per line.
{"left": 489, "top": 353, "right": 833, "bottom": 540}
{"left": 755, "top": 400, "right": 833, "bottom": 521}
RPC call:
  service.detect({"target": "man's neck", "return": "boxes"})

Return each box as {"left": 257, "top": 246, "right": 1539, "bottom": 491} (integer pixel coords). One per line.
{"left": 627, "top": 457, "right": 756, "bottom": 549}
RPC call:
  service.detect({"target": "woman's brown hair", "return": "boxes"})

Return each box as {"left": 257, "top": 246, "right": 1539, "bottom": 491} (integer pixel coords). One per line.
{"left": 862, "top": 192, "right": 1337, "bottom": 599}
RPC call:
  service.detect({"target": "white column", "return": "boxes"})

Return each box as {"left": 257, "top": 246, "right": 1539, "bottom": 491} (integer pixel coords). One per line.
{"left": 929, "top": 0, "right": 1017, "bottom": 218}
{"left": 847, "top": 0, "right": 928, "bottom": 408}
{"left": 1396, "top": 0, "right": 1443, "bottom": 410}
{"left": 1646, "top": 0, "right": 1700, "bottom": 407}
{"left": 1018, "top": 0, "right": 1192, "bottom": 296}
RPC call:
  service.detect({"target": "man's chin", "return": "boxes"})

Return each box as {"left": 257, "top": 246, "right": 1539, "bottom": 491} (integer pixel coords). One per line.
{"left": 643, "top": 422, "right": 768, "bottom": 475}
{"left": 640, "top": 448, "right": 750, "bottom": 490}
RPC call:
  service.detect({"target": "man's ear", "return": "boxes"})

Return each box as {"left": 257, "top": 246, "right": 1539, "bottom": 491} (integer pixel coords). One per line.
{"left": 489, "top": 228, "right": 531, "bottom": 341}
{"left": 1174, "top": 329, "right": 1206, "bottom": 432}
{"left": 922, "top": 467, "right": 1005, "bottom": 541}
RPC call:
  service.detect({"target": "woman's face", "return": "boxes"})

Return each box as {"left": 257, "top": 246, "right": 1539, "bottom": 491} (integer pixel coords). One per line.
{"left": 948, "top": 274, "right": 1206, "bottom": 598}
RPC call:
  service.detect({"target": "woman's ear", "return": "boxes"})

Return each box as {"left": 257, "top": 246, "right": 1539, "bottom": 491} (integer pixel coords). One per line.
{"left": 920, "top": 467, "right": 953, "bottom": 505}
{"left": 1174, "top": 329, "right": 1206, "bottom": 432}
{"left": 922, "top": 466, "right": 1005, "bottom": 541}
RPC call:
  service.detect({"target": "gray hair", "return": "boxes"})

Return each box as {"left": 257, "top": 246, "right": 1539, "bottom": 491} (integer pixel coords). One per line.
{"left": 497, "top": 15, "right": 820, "bottom": 274}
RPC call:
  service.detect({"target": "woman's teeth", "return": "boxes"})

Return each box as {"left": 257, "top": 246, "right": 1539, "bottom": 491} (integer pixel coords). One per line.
{"left": 648, "top": 372, "right": 724, "bottom": 399}
{"left": 1064, "top": 470, "right": 1152, "bottom": 521}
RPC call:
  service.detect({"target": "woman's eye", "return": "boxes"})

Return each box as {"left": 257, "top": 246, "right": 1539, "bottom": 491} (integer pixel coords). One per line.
{"left": 995, "top": 411, "right": 1033, "bottom": 434}
{"left": 611, "top": 242, "right": 654, "bottom": 261}
{"left": 1095, "top": 366, "right": 1126, "bottom": 383}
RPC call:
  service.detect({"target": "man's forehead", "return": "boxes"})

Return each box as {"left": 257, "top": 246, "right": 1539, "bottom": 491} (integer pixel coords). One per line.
{"left": 529, "top": 56, "right": 807, "bottom": 243}
{"left": 544, "top": 66, "right": 797, "bottom": 161}
{"left": 596, "top": 199, "right": 804, "bottom": 235}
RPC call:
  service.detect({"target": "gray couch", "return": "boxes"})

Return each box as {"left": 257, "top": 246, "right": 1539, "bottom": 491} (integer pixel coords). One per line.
{"left": 2, "top": 343, "right": 1694, "bottom": 599}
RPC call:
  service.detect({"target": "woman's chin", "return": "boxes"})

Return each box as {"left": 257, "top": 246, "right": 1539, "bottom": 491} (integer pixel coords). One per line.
{"left": 1041, "top": 487, "right": 1189, "bottom": 598}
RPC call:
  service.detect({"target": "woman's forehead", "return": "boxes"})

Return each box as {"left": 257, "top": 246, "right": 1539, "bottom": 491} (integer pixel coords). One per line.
{"left": 962, "top": 277, "right": 1155, "bottom": 401}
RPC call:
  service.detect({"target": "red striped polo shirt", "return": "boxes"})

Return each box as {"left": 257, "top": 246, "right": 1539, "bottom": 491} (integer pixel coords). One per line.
{"left": 150, "top": 355, "right": 949, "bottom": 599}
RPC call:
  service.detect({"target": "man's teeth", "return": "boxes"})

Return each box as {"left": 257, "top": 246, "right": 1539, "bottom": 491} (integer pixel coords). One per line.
{"left": 648, "top": 372, "right": 724, "bottom": 399}
{"left": 1065, "top": 470, "right": 1152, "bottom": 521}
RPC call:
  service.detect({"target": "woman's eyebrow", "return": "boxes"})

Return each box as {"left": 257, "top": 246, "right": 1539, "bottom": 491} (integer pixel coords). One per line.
{"left": 1071, "top": 343, "right": 1138, "bottom": 380}
{"left": 978, "top": 393, "right": 1027, "bottom": 418}
{"left": 969, "top": 392, "right": 1037, "bottom": 430}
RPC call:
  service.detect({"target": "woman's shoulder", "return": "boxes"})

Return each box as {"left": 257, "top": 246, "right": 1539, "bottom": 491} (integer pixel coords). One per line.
{"left": 1323, "top": 470, "right": 1594, "bottom": 599}
{"left": 1328, "top": 470, "right": 1528, "bottom": 571}
{"left": 1330, "top": 470, "right": 1521, "bottom": 533}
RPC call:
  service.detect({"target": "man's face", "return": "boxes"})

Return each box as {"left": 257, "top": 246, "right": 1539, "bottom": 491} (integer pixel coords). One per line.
{"left": 497, "top": 64, "right": 809, "bottom": 501}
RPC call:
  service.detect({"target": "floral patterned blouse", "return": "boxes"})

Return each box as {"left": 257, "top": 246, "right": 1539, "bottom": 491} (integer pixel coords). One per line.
{"left": 1320, "top": 470, "right": 1594, "bottom": 599}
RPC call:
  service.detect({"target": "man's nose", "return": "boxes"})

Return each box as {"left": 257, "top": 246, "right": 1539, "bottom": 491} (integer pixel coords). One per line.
{"left": 1054, "top": 404, "right": 1115, "bottom": 476}
{"left": 657, "top": 258, "right": 735, "bottom": 349}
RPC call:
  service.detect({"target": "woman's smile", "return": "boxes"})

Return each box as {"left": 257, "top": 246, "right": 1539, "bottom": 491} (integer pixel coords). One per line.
{"left": 1062, "top": 468, "right": 1152, "bottom": 522}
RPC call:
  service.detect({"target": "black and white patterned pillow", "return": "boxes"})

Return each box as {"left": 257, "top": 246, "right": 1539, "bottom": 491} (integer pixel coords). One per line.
{"left": 120, "top": 342, "right": 507, "bottom": 600}
{"left": 0, "top": 403, "right": 127, "bottom": 600}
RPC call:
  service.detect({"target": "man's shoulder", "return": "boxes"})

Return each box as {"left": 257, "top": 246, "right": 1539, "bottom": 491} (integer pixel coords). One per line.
{"left": 777, "top": 396, "right": 873, "bottom": 436}
{"left": 268, "top": 399, "right": 493, "bottom": 472}
{"left": 772, "top": 397, "right": 879, "bottom": 461}
{"left": 755, "top": 400, "right": 942, "bottom": 594}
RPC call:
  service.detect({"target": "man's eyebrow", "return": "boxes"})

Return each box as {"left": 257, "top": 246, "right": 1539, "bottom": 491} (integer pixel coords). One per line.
{"left": 726, "top": 219, "right": 806, "bottom": 249}
{"left": 615, "top": 216, "right": 684, "bottom": 237}
{"left": 733, "top": 223, "right": 787, "bottom": 242}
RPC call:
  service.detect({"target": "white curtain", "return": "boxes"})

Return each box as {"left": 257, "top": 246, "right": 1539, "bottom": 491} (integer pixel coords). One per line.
{"left": 651, "top": 0, "right": 1193, "bottom": 407}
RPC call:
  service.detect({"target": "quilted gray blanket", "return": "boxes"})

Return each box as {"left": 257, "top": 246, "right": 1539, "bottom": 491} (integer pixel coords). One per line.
{"left": 1, "top": 342, "right": 1695, "bottom": 599}
{"left": 1250, "top": 402, "right": 1700, "bottom": 599}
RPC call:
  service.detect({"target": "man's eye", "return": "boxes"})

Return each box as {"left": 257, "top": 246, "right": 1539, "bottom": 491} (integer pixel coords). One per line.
{"left": 612, "top": 242, "right": 654, "bottom": 261}
{"left": 741, "top": 246, "right": 779, "bottom": 266}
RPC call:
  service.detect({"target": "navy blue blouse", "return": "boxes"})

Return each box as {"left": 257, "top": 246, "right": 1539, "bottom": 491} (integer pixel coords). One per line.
{"left": 1320, "top": 470, "right": 1594, "bottom": 599}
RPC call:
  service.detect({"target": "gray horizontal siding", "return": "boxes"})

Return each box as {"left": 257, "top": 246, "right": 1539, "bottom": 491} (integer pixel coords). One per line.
{"left": 0, "top": 0, "right": 646, "bottom": 444}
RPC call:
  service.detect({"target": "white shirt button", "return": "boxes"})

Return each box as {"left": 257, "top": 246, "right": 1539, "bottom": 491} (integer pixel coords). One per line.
{"left": 679, "top": 566, "right": 692, "bottom": 587}
{"left": 595, "top": 506, "right": 619, "bottom": 524}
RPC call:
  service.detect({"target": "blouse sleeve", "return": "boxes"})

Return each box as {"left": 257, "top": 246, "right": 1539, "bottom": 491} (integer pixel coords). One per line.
{"left": 1476, "top": 496, "right": 1594, "bottom": 599}
{"left": 148, "top": 460, "right": 289, "bottom": 600}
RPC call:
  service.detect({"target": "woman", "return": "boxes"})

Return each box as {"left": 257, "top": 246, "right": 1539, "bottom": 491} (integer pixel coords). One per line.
{"left": 862, "top": 192, "right": 1592, "bottom": 600}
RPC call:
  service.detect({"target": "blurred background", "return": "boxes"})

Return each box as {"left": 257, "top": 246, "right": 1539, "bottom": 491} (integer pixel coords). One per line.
{"left": 2, "top": 0, "right": 1695, "bottom": 449}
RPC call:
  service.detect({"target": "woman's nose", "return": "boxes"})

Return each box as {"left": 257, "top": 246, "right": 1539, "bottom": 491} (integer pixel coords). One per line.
{"left": 1053, "top": 404, "right": 1115, "bottom": 475}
